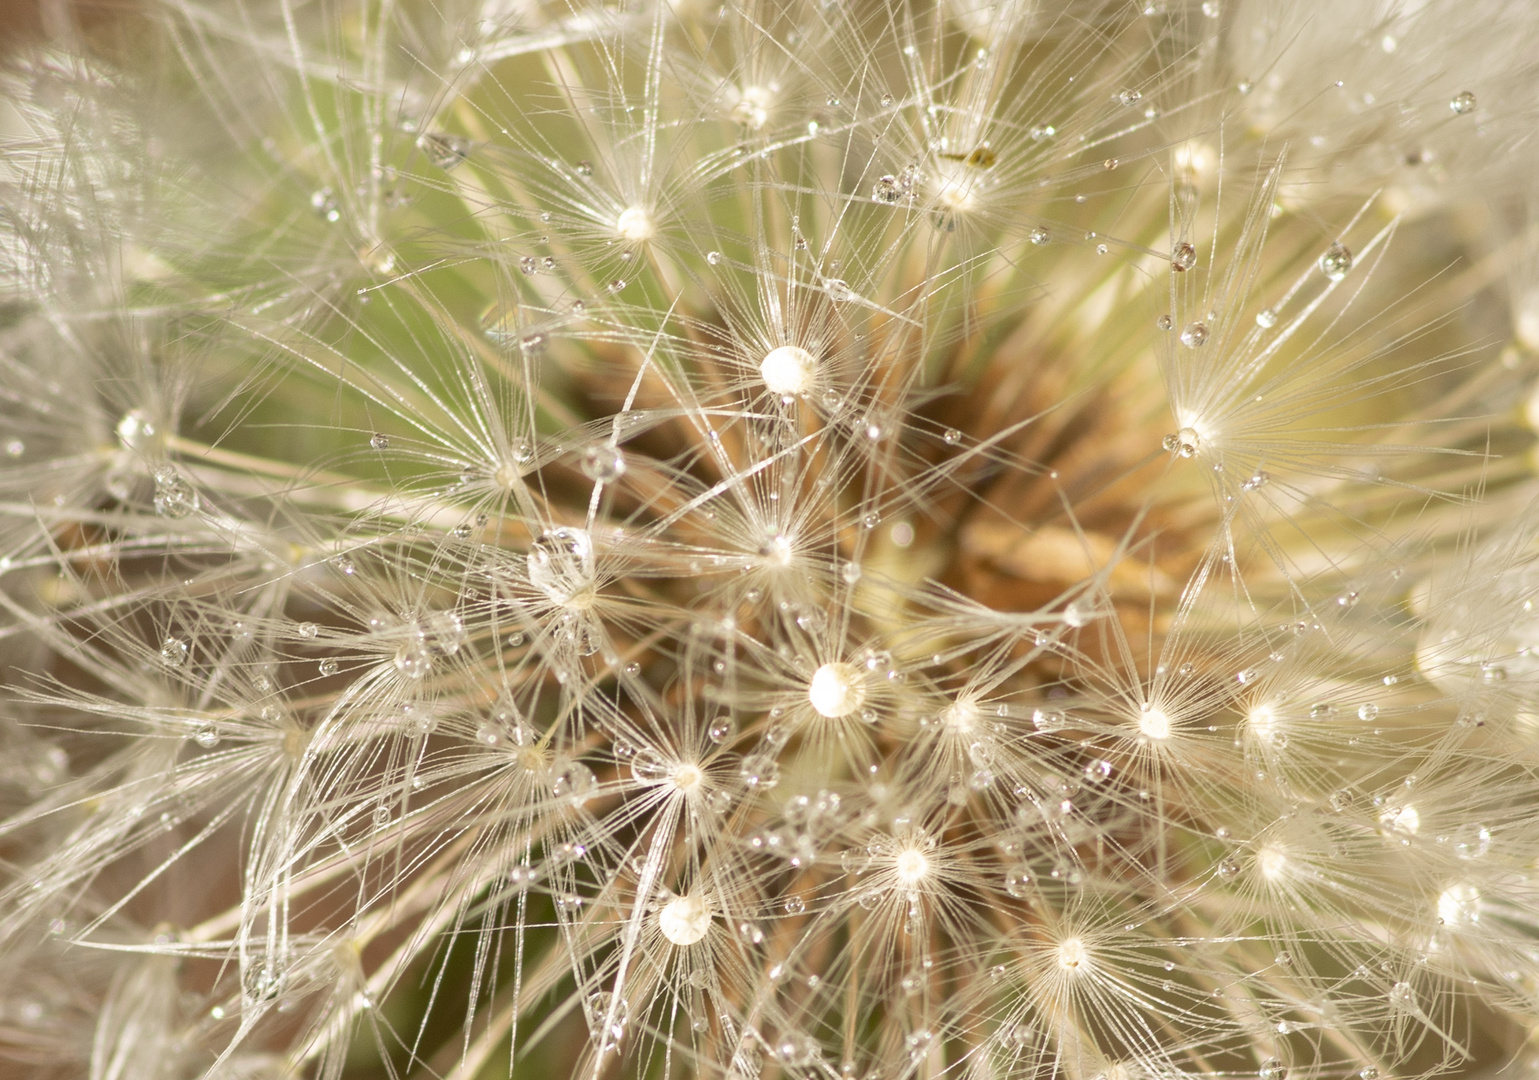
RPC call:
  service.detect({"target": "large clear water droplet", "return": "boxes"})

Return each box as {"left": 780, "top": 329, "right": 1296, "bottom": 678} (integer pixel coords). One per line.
{"left": 1318, "top": 243, "right": 1352, "bottom": 281}
{"left": 528, "top": 527, "right": 595, "bottom": 605}
{"left": 152, "top": 467, "right": 199, "bottom": 518}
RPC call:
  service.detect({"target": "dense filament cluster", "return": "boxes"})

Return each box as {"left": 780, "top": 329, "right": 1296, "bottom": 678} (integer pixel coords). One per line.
{"left": 5, "top": 2, "right": 1539, "bottom": 1080}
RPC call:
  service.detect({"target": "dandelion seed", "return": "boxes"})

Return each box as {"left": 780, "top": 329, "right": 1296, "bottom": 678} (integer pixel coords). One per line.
{"left": 657, "top": 894, "right": 712, "bottom": 945}
{"left": 615, "top": 206, "right": 655, "bottom": 242}
{"left": 808, "top": 663, "right": 866, "bottom": 718}
{"left": 893, "top": 847, "right": 930, "bottom": 886}
{"left": 759, "top": 345, "right": 817, "bottom": 397}
{"left": 1056, "top": 938, "right": 1087, "bottom": 970}
{"left": 1138, "top": 705, "right": 1172, "bottom": 739}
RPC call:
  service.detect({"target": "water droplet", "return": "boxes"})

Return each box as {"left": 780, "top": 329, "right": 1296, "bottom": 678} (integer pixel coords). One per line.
{"left": 739, "top": 753, "right": 780, "bottom": 789}
{"left": 160, "top": 637, "right": 189, "bottom": 668}
{"left": 553, "top": 760, "right": 597, "bottom": 805}
{"left": 1357, "top": 703, "right": 1378, "bottom": 721}
{"left": 1452, "top": 823, "right": 1492, "bottom": 859}
{"left": 5, "top": 439, "right": 23, "bottom": 457}
{"left": 1163, "top": 427, "right": 1201, "bottom": 458}
{"left": 775, "top": 1032, "right": 820, "bottom": 1067}
{"left": 1259, "top": 1059, "right": 1286, "bottom": 1080}
{"left": 193, "top": 724, "right": 220, "bottom": 748}
{"left": 873, "top": 175, "right": 903, "bottom": 204}
{"left": 310, "top": 189, "right": 340, "bottom": 222}
{"left": 528, "top": 527, "right": 596, "bottom": 606}
{"left": 1318, "top": 242, "right": 1353, "bottom": 281}
{"left": 394, "top": 640, "right": 432, "bottom": 679}
{"left": 1117, "top": 89, "right": 1142, "bottom": 107}
{"left": 319, "top": 658, "right": 339, "bottom": 676}
{"left": 243, "top": 960, "right": 287, "bottom": 1003}
{"left": 575, "top": 160, "right": 594, "bottom": 176}
{"left": 1450, "top": 91, "right": 1476, "bottom": 115}
{"left": 1179, "top": 322, "right": 1209, "bottom": 348}
{"left": 825, "top": 278, "right": 851, "bottom": 302}
{"left": 1241, "top": 470, "right": 1269, "bottom": 490}
{"left": 116, "top": 410, "right": 157, "bottom": 450}
{"left": 425, "top": 612, "right": 464, "bottom": 656}
{"left": 1170, "top": 241, "right": 1196, "bottom": 271}
{"left": 708, "top": 715, "right": 736, "bottom": 743}
{"left": 1029, "top": 226, "right": 1049, "bottom": 245}
{"left": 584, "top": 990, "right": 629, "bottom": 1046}
{"left": 1255, "top": 308, "right": 1278, "bottom": 328}
{"left": 152, "top": 467, "right": 199, "bottom": 518}
{"left": 418, "top": 132, "right": 471, "bottom": 169}
{"left": 580, "top": 444, "right": 626, "bottom": 482}
{"left": 1031, "top": 708, "right": 1066, "bottom": 733}
{"left": 784, "top": 895, "right": 806, "bottom": 914}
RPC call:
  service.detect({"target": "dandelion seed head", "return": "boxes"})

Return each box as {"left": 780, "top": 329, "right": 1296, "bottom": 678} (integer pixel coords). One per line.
{"left": 941, "top": 699, "right": 980, "bottom": 734}
{"left": 1248, "top": 703, "right": 1278, "bottom": 739}
{"left": 1057, "top": 937, "right": 1088, "bottom": 971}
{"left": 615, "top": 206, "right": 655, "bottom": 242}
{"left": 760, "top": 345, "right": 817, "bottom": 397}
{"left": 10, "top": 3, "right": 1539, "bottom": 1076}
{"left": 760, "top": 533, "right": 795, "bottom": 567}
{"left": 1382, "top": 803, "right": 1421, "bottom": 836}
{"left": 809, "top": 662, "right": 866, "bottom": 718}
{"left": 1438, "top": 882, "right": 1480, "bottom": 925}
{"left": 494, "top": 460, "right": 523, "bottom": 490}
{"left": 1257, "top": 845, "right": 1289, "bottom": 881}
{"left": 658, "top": 893, "right": 712, "bottom": 945}
{"left": 893, "top": 846, "right": 931, "bottom": 886}
{"left": 1174, "top": 140, "right": 1217, "bottom": 181}
{"left": 670, "top": 761, "right": 705, "bottom": 791}
{"left": 729, "top": 85, "right": 776, "bottom": 129}
{"left": 1138, "top": 704, "right": 1172, "bottom": 740}
{"left": 930, "top": 161, "right": 981, "bottom": 212}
